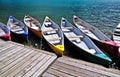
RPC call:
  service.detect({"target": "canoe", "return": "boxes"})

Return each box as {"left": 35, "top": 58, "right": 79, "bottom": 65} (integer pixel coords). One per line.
{"left": 113, "top": 23, "right": 120, "bottom": 46}
{"left": 41, "top": 16, "right": 64, "bottom": 56}
{"left": 24, "top": 15, "right": 42, "bottom": 38}
{"left": 0, "top": 22, "right": 11, "bottom": 41}
{"left": 7, "top": 16, "right": 28, "bottom": 42}
{"left": 61, "top": 17, "right": 112, "bottom": 66}
{"left": 73, "top": 15, "right": 120, "bottom": 59}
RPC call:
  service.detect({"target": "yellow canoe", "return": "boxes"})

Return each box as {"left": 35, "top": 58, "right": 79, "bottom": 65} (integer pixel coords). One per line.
{"left": 41, "top": 16, "right": 64, "bottom": 56}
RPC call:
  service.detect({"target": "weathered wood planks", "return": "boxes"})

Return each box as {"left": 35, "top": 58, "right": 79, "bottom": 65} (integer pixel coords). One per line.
{"left": 42, "top": 56, "right": 120, "bottom": 77}
{"left": 0, "top": 40, "right": 57, "bottom": 77}
{"left": 0, "top": 39, "right": 120, "bottom": 77}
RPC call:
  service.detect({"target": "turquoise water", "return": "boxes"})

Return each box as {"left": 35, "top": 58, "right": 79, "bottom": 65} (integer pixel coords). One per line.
{"left": 0, "top": 0, "right": 120, "bottom": 37}
{"left": 1, "top": 0, "right": 120, "bottom": 38}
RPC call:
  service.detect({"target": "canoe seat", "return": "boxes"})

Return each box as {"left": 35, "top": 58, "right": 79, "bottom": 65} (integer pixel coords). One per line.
{"left": 43, "top": 29, "right": 58, "bottom": 32}
{"left": 49, "top": 37, "right": 61, "bottom": 41}
{"left": 11, "top": 25, "right": 21, "bottom": 29}
{"left": 62, "top": 27, "right": 73, "bottom": 29}
{"left": 80, "top": 28, "right": 90, "bottom": 30}
{"left": 30, "top": 22, "right": 39, "bottom": 30}
{"left": 62, "top": 27, "right": 73, "bottom": 32}
{"left": 26, "top": 18, "right": 33, "bottom": 21}
{"left": 75, "top": 39, "right": 81, "bottom": 43}
{"left": 29, "top": 20, "right": 34, "bottom": 22}
{"left": 32, "top": 21, "right": 38, "bottom": 25}
{"left": 82, "top": 29, "right": 91, "bottom": 34}
{"left": 15, "top": 30, "right": 24, "bottom": 33}
{"left": 31, "top": 26, "right": 39, "bottom": 30}
{"left": 44, "top": 34, "right": 61, "bottom": 44}
{"left": 13, "top": 22, "right": 19, "bottom": 25}
{"left": 68, "top": 35, "right": 83, "bottom": 38}
{"left": 62, "top": 28, "right": 70, "bottom": 32}
{"left": 114, "top": 33, "right": 120, "bottom": 36}
{"left": 76, "top": 21, "right": 83, "bottom": 25}
{"left": 43, "top": 29, "right": 58, "bottom": 35}
{"left": 11, "top": 28, "right": 23, "bottom": 32}
{"left": 88, "top": 49, "right": 96, "bottom": 54}
{"left": 45, "top": 22, "right": 52, "bottom": 27}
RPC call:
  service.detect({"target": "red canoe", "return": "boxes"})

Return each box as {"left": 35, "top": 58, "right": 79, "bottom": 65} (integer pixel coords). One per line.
{"left": 0, "top": 22, "right": 11, "bottom": 41}
{"left": 73, "top": 15, "right": 120, "bottom": 59}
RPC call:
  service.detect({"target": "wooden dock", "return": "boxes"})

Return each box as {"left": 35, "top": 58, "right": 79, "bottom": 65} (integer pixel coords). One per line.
{"left": 42, "top": 56, "right": 120, "bottom": 77}
{"left": 0, "top": 39, "right": 57, "bottom": 77}
{"left": 0, "top": 39, "right": 120, "bottom": 77}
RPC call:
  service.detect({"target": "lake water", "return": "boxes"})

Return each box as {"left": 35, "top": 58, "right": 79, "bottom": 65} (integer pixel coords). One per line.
{"left": 0, "top": 0, "right": 120, "bottom": 67}
{"left": 1, "top": 0, "right": 120, "bottom": 38}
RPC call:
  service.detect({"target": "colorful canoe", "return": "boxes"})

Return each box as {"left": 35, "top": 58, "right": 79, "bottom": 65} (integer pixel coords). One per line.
{"left": 41, "top": 16, "right": 64, "bottom": 56}
{"left": 7, "top": 16, "right": 28, "bottom": 42}
{"left": 73, "top": 15, "right": 120, "bottom": 59}
{"left": 24, "top": 15, "right": 42, "bottom": 38}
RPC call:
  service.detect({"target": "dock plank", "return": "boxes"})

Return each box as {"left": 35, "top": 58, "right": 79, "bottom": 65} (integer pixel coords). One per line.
{"left": 43, "top": 56, "right": 120, "bottom": 77}
{"left": 0, "top": 46, "right": 24, "bottom": 61}
{"left": 31, "top": 56, "right": 57, "bottom": 77}
{"left": 0, "top": 39, "right": 8, "bottom": 44}
{"left": 15, "top": 54, "right": 46, "bottom": 77}
{"left": 59, "top": 56, "right": 120, "bottom": 75}
{"left": 52, "top": 61, "right": 105, "bottom": 77}
{"left": 0, "top": 44, "right": 15, "bottom": 53}
{"left": 22, "top": 55, "right": 52, "bottom": 77}
{"left": 0, "top": 48, "right": 31, "bottom": 69}
{"left": 7, "top": 51, "right": 42, "bottom": 77}
{"left": 0, "top": 45, "right": 16, "bottom": 56}
{"left": 42, "top": 72, "right": 57, "bottom": 77}
{"left": 0, "top": 50, "right": 37, "bottom": 77}
{"left": 0, "top": 50, "right": 34, "bottom": 75}
{"left": 0, "top": 41, "right": 11, "bottom": 47}
{"left": 57, "top": 57, "right": 120, "bottom": 77}
{"left": 46, "top": 68, "right": 74, "bottom": 77}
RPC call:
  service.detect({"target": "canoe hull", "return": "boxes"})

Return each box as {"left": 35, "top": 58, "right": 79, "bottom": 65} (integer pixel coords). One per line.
{"left": 91, "top": 38, "right": 119, "bottom": 58}
{"left": 48, "top": 42, "right": 64, "bottom": 56}
{"left": 0, "top": 33, "right": 11, "bottom": 41}
{"left": 73, "top": 15, "right": 120, "bottom": 62}
{"left": 65, "top": 37, "right": 111, "bottom": 66}
{"left": 11, "top": 31, "right": 28, "bottom": 42}
{"left": 29, "top": 27, "right": 42, "bottom": 38}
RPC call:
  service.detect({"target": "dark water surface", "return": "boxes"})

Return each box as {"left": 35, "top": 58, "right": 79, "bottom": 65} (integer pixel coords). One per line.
{"left": 0, "top": 0, "right": 120, "bottom": 68}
